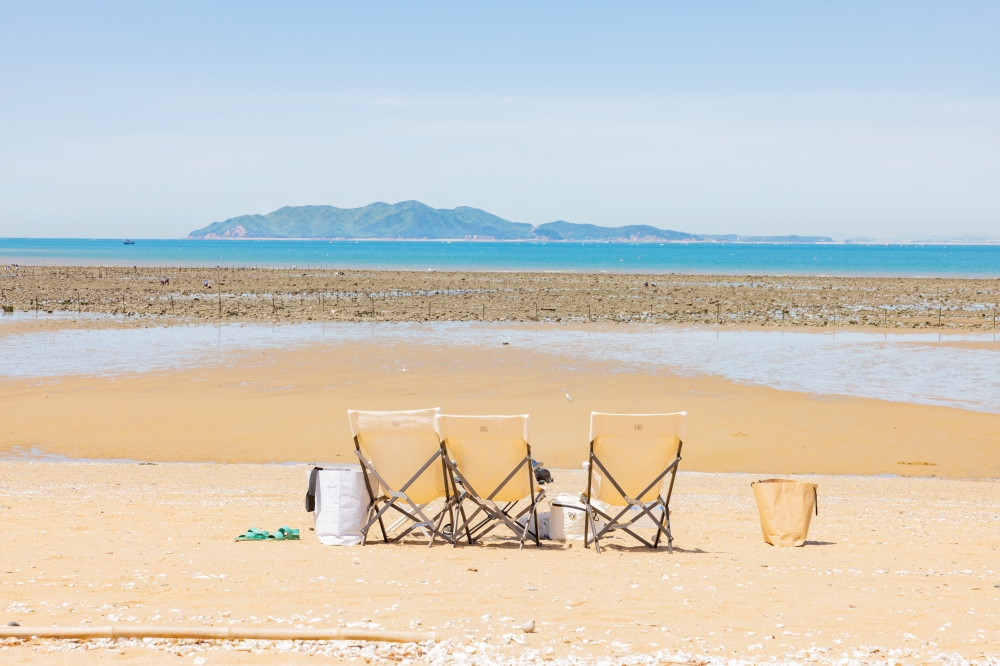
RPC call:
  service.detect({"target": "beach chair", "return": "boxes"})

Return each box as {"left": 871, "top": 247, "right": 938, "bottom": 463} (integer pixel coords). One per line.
{"left": 439, "top": 414, "right": 544, "bottom": 548}
{"left": 583, "top": 411, "right": 685, "bottom": 554}
{"left": 348, "top": 408, "right": 457, "bottom": 546}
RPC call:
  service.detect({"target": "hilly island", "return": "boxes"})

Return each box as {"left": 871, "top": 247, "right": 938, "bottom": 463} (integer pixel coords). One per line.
{"left": 188, "top": 200, "right": 832, "bottom": 243}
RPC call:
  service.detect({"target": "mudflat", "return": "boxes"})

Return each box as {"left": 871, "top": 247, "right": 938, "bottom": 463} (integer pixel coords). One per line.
{"left": 2, "top": 265, "right": 999, "bottom": 328}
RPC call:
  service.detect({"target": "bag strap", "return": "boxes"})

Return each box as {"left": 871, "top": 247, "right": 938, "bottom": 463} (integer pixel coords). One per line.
{"left": 305, "top": 466, "right": 323, "bottom": 512}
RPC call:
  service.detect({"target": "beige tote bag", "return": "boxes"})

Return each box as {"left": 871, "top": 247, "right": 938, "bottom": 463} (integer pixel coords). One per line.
{"left": 751, "top": 479, "right": 818, "bottom": 547}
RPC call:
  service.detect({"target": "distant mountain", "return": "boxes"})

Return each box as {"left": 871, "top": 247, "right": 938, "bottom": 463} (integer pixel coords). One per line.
{"left": 533, "top": 221, "right": 695, "bottom": 241}
{"left": 188, "top": 201, "right": 836, "bottom": 243}
{"left": 189, "top": 201, "right": 534, "bottom": 240}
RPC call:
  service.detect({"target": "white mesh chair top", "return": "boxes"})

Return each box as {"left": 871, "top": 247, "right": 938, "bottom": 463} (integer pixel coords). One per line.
{"left": 348, "top": 408, "right": 445, "bottom": 506}
{"left": 440, "top": 414, "right": 532, "bottom": 503}
{"left": 588, "top": 412, "right": 686, "bottom": 506}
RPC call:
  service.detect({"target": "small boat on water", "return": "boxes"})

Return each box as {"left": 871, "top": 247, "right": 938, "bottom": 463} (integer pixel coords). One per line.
{"left": 122, "top": 239, "right": 135, "bottom": 245}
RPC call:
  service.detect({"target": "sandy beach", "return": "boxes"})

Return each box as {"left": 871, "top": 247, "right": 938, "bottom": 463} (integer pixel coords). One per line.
{"left": 2, "top": 266, "right": 999, "bottom": 329}
{"left": 2, "top": 302, "right": 1000, "bottom": 664}
{"left": 2, "top": 463, "right": 998, "bottom": 665}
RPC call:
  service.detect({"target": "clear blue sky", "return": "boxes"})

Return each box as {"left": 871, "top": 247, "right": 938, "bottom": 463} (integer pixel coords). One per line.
{"left": 1, "top": 1, "right": 998, "bottom": 239}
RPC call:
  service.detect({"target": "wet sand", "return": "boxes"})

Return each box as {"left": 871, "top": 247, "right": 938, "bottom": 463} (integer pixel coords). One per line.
{"left": 2, "top": 331, "right": 999, "bottom": 475}
{"left": 1, "top": 463, "right": 998, "bottom": 665}
{"left": 2, "top": 265, "right": 999, "bottom": 329}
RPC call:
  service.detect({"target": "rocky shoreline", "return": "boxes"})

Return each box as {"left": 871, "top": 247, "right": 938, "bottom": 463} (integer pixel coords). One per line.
{"left": 1, "top": 265, "right": 998, "bottom": 329}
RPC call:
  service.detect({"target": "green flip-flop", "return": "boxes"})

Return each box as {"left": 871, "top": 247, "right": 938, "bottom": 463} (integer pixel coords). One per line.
{"left": 234, "top": 528, "right": 269, "bottom": 541}
{"left": 268, "top": 525, "right": 299, "bottom": 541}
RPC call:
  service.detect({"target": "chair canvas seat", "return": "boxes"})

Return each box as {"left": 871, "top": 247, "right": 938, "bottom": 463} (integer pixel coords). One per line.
{"left": 348, "top": 408, "right": 457, "bottom": 546}
{"left": 440, "top": 414, "right": 544, "bottom": 548}
{"left": 583, "top": 412, "right": 686, "bottom": 553}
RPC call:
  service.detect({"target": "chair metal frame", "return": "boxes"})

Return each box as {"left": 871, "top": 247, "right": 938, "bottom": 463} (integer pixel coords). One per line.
{"left": 444, "top": 441, "right": 545, "bottom": 549}
{"left": 354, "top": 436, "right": 459, "bottom": 547}
{"left": 583, "top": 438, "right": 683, "bottom": 554}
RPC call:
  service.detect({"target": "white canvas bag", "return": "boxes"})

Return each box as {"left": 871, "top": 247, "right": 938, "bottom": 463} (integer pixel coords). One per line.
{"left": 311, "top": 466, "right": 371, "bottom": 546}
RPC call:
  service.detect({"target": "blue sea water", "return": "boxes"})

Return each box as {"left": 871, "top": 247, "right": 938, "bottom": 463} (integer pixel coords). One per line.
{"left": 1, "top": 238, "right": 999, "bottom": 276}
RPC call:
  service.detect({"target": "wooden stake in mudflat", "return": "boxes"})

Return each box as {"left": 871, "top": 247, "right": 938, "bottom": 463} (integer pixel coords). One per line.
{"left": 0, "top": 624, "right": 433, "bottom": 644}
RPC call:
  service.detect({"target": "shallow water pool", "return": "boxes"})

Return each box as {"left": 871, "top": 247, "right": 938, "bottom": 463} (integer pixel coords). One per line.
{"left": 1, "top": 320, "right": 998, "bottom": 414}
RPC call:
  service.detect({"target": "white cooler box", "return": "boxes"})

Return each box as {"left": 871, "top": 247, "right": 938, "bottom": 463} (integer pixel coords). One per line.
{"left": 307, "top": 466, "right": 372, "bottom": 546}
{"left": 549, "top": 493, "right": 606, "bottom": 541}
{"left": 549, "top": 494, "right": 663, "bottom": 539}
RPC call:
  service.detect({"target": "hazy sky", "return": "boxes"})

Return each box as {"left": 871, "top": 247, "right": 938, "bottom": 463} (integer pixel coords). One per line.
{"left": 1, "top": 2, "right": 999, "bottom": 239}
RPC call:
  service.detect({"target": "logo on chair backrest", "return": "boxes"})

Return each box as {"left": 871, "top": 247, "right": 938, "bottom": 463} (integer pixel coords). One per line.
{"left": 479, "top": 425, "right": 489, "bottom": 432}
{"left": 391, "top": 421, "right": 401, "bottom": 428}
{"left": 634, "top": 423, "right": 643, "bottom": 431}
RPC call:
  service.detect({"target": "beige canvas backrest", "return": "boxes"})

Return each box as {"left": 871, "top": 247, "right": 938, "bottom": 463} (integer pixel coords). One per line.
{"left": 348, "top": 408, "right": 445, "bottom": 505}
{"left": 588, "top": 412, "right": 686, "bottom": 506}
{"left": 440, "top": 414, "right": 532, "bottom": 503}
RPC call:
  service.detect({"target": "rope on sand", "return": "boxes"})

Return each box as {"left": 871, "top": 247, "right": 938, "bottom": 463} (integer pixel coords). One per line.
{"left": 0, "top": 625, "right": 434, "bottom": 643}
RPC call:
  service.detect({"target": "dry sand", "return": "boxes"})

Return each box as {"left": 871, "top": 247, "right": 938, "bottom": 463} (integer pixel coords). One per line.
{"left": 2, "top": 265, "right": 1000, "bottom": 329}
{"left": 1, "top": 463, "right": 999, "bottom": 665}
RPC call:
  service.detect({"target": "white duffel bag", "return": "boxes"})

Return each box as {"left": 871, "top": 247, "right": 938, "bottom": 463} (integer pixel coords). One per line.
{"left": 307, "top": 466, "right": 371, "bottom": 546}
{"left": 548, "top": 493, "right": 607, "bottom": 541}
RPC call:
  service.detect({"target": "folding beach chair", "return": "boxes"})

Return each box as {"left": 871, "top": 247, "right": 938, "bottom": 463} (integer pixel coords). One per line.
{"left": 583, "top": 411, "right": 685, "bottom": 553}
{"left": 440, "top": 414, "right": 544, "bottom": 548}
{"left": 348, "top": 408, "right": 457, "bottom": 546}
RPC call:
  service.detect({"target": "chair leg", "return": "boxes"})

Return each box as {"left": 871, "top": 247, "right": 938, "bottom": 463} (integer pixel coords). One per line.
{"left": 361, "top": 505, "right": 374, "bottom": 546}
{"left": 429, "top": 504, "right": 452, "bottom": 548}
{"left": 654, "top": 500, "right": 666, "bottom": 548}
{"left": 531, "top": 491, "right": 543, "bottom": 547}
{"left": 586, "top": 504, "right": 602, "bottom": 554}
{"left": 666, "top": 508, "right": 674, "bottom": 554}
{"left": 458, "top": 501, "right": 473, "bottom": 544}
{"left": 518, "top": 499, "right": 540, "bottom": 550}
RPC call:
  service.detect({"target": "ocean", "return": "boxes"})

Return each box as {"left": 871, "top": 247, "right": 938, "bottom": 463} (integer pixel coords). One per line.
{"left": 1, "top": 238, "right": 999, "bottom": 276}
